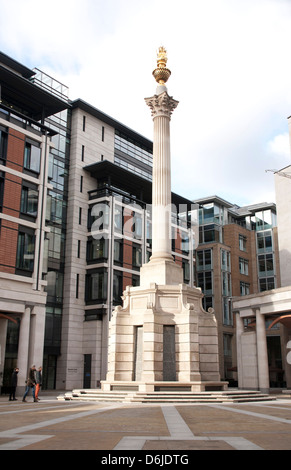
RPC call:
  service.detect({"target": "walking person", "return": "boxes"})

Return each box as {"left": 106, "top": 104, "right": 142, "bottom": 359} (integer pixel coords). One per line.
{"left": 22, "top": 365, "right": 37, "bottom": 402}
{"left": 35, "top": 366, "right": 42, "bottom": 401}
{"left": 9, "top": 367, "right": 19, "bottom": 401}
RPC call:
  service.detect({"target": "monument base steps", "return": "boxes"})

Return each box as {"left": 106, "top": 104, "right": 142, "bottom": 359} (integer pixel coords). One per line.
{"left": 58, "top": 386, "right": 276, "bottom": 403}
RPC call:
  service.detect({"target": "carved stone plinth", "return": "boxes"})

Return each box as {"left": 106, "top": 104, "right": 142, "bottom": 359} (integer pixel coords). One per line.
{"left": 102, "top": 282, "right": 221, "bottom": 390}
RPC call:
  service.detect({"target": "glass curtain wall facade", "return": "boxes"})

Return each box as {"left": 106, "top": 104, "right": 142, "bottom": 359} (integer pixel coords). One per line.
{"left": 32, "top": 70, "right": 71, "bottom": 389}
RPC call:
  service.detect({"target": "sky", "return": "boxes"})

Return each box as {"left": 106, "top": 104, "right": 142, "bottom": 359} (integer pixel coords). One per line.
{"left": 1, "top": 0, "right": 291, "bottom": 207}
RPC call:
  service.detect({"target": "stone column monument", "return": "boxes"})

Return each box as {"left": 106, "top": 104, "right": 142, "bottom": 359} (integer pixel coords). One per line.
{"left": 102, "top": 48, "right": 225, "bottom": 394}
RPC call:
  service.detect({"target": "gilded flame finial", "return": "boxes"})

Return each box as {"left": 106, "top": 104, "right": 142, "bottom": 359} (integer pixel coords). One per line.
{"left": 153, "top": 46, "right": 171, "bottom": 86}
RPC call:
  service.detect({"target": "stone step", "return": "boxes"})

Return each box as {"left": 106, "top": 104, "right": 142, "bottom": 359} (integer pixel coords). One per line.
{"left": 58, "top": 389, "right": 276, "bottom": 404}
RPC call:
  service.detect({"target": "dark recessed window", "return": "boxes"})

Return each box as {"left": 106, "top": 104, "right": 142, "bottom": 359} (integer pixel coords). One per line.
{"left": 0, "top": 127, "right": 8, "bottom": 165}
{"left": 85, "top": 269, "right": 108, "bottom": 303}
{"left": 0, "top": 171, "right": 4, "bottom": 211}
{"left": 16, "top": 228, "right": 35, "bottom": 274}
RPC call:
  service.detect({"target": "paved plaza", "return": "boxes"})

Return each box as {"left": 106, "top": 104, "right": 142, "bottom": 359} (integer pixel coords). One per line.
{"left": 0, "top": 392, "right": 291, "bottom": 454}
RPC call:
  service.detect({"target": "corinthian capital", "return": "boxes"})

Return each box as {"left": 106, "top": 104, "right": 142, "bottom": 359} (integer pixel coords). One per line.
{"left": 145, "top": 91, "right": 179, "bottom": 119}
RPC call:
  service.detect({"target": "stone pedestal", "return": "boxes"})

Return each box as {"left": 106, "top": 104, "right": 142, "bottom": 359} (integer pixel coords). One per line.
{"left": 102, "top": 282, "right": 222, "bottom": 391}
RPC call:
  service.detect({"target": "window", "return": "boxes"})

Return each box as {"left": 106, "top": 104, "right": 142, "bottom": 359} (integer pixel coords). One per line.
{"left": 0, "top": 126, "right": 8, "bottom": 164}
{"left": 45, "top": 271, "right": 64, "bottom": 303}
{"left": 24, "top": 140, "right": 41, "bottom": 174}
{"left": 114, "top": 238, "right": 123, "bottom": 265}
{"left": 196, "top": 249, "right": 212, "bottom": 271}
{"left": 197, "top": 271, "right": 212, "bottom": 294}
{"left": 222, "top": 272, "right": 231, "bottom": 296}
{"left": 259, "top": 278, "right": 275, "bottom": 292}
{"left": 114, "top": 205, "right": 123, "bottom": 233}
{"left": 48, "top": 155, "right": 67, "bottom": 191}
{"left": 223, "top": 298, "right": 233, "bottom": 326}
{"left": 199, "top": 224, "right": 221, "bottom": 244}
{"left": 132, "top": 274, "right": 140, "bottom": 287}
{"left": 239, "top": 257, "right": 249, "bottom": 275}
{"left": 87, "top": 237, "right": 108, "bottom": 263}
{"left": 223, "top": 334, "right": 232, "bottom": 357}
{"left": 44, "top": 306, "right": 62, "bottom": 347}
{"left": 88, "top": 202, "right": 110, "bottom": 232}
{"left": 76, "top": 273, "right": 79, "bottom": 298}
{"left": 80, "top": 175, "right": 83, "bottom": 193}
{"left": 47, "top": 227, "right": 63, "bottom": 261}
{"left": 113, "top": 270, "right": 123, "bottom": 304}
{"left": 85, "top": 269, "right": 107, "bottom": 303}
{"left": 81, "top": 145, "right": 85, "bottom": 162}
{"left": 102, "top": 126, "right": 105, "bottom": 142}
{"left": 77, "top": 240, "right": 81, "bottom": 258}
{"left": 132, "top": 212, "right": 143, "bottom": 239}
{"left": 0, "top": 171, "right": 4, "bottom": 211}
{"left": 257, "top": 230, "right": 273, "bottom": 253}
{"left": 221, "top": 249, "right": 231, "bottom": 272}
{"left": 46, "top": 191, "right": 66, "bottom": 224}
{"left": 132, "top": 243, "right": 142, "bottom": 270}
{"left": 258, "top": 254, "right": 274, "bottom": 277}
{"left": 20, "top": 184, "right": 38, "bottom": 218}
{"left": 239, "top": 234, "right": 247, "bottom": 251}
{"left": 182, "top": 260, "right": 190, "bottom": 284}
{"left": 240, "top": 281, "right": 250, "bottom": 296}
{"left": 79, "top": 207, "right": 82, "bottom": 225}
{"left": 83, "top": 116, "right": 86, "bottom": 132}
{"left": 16, "top": 229, "right": 35, "bottom": 274}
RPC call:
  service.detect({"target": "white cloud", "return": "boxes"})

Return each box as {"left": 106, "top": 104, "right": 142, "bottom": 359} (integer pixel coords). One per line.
{"left": 267, "top": 133, "right": 291, "bottom": 163}
{"left": 1, "top": 0, "right": 291, "bottom": 206}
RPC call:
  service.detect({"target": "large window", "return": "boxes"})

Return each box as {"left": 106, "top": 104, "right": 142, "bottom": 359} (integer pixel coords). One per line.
{"left": 16, "top": 229, "right": 35, "bottom": 274}
{"left": 258, "top": 253, "right": 274, "bottom": 277}
{"left": 88, "top": 202, "right": 110, "bottom": 232}
{"left": 259, "top": 278, "right": 275, "bottom": 291}
{"left": 196, "top": 249, "right": 212, "bottom": 271}
{"left": 87, "top": 237, "right": 108, "bottom": 263}
{"left": 24, "top": 139, "right": 41, "bottom": 174}
{"left": 199, "top": 224, "right": 221, "bottom": 244}
{"left": 85, "top": 269, "right": 107, "bottom": 303}
{"left": 45, "top": 271, "right": 64, "bottom": 304}
{"left": 257, "top": 230, "right": 273, "bottom": 253}
{"left": 114, "top": 131, "right": 153, "bottom": 180}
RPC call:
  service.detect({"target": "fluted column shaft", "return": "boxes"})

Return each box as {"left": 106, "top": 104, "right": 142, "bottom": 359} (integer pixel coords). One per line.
{"left": 145, "top": 90, "right": 178, "bottom": 261}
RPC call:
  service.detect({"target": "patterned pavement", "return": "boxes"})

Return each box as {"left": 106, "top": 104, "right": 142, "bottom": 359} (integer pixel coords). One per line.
{"left": 0, "top": 393, "right": 291, "bottom": 453}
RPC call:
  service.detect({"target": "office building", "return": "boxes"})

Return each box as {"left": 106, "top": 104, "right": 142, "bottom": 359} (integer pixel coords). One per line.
{"left": 0, "top": 52, "right": 70, "bottom": 392}
{"left": 194, "top": 196, "right": 279, "bottom": 383}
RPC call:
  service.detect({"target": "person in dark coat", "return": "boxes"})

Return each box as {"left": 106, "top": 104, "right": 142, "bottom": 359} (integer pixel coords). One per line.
{"left": 9, "top": 368, "right": 19, "bottom": 401}
{"left": 35, "top": 366, "right": 42, "bottom": 401}
{"left": 22, "top": 365, "right": 37, "bottom": 402}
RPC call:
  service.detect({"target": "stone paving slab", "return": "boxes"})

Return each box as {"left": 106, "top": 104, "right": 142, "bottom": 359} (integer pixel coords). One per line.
{"left": 0, "top": 394, "right": 291, "bottom": 453}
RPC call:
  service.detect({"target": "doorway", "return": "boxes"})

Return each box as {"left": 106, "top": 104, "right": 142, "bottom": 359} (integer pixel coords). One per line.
{"left": 83, "top": 354, "right": 92, "bottom": 388}
{"left": 267, "top": 336, "right": 285, "bottom": 388}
